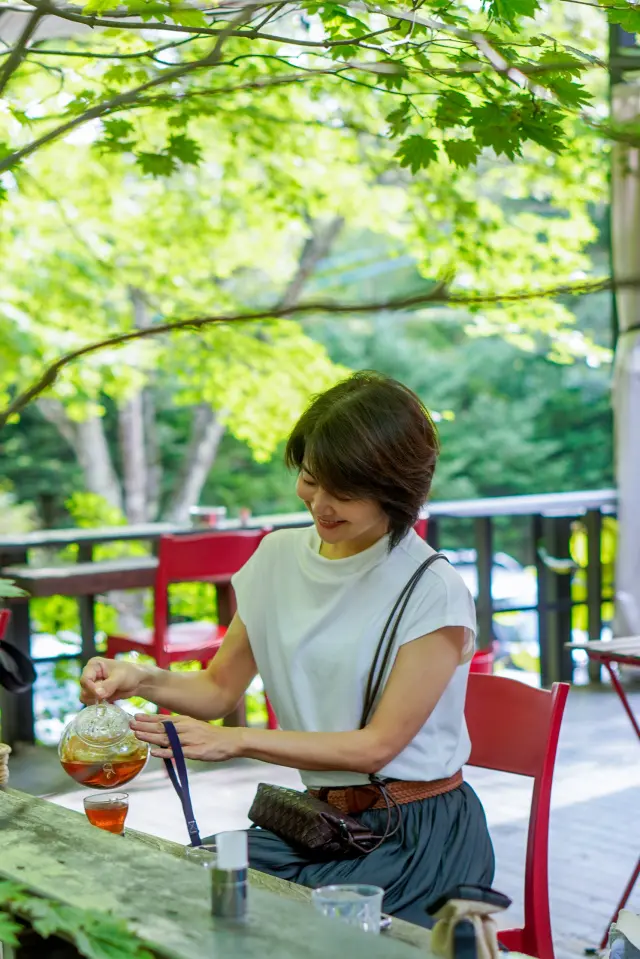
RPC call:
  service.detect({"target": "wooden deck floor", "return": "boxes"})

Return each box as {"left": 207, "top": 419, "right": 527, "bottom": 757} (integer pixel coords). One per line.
{"left": 9, "top": 683, "right": 640, "bottom": 958}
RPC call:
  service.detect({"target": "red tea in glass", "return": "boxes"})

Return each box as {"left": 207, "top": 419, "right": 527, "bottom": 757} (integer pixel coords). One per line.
{"left": 83, "top": 793, "right": 129, "bottom": 834}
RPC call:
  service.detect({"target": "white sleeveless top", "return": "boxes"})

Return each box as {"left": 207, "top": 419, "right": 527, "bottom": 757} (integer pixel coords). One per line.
{"left": 232, "top": 526, "right": 476, "bottom": 789}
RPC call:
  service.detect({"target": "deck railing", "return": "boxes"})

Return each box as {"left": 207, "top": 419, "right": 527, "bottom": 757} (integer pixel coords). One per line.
{"left": 0, "top": 488, "right": 618, "bottom": 745}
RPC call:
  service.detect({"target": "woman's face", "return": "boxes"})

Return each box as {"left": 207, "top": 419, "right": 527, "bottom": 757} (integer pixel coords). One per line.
{"left": 296, "top": 466, "right": 389, "bottom": 557}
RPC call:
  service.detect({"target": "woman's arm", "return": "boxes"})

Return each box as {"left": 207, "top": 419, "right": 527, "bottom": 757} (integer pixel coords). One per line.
{"left": 131, "top": 625, "right": 466, "bottom": 773}
{"left": 82, "top": 614, "right": 257, "bottom": 721}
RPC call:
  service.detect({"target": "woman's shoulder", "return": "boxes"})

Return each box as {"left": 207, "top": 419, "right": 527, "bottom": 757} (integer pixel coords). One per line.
{"left": 394, "top": 531, "right": 472, "bottom": 601}
{"left": 258, "top": 525, "right": 312, "bottom": 557}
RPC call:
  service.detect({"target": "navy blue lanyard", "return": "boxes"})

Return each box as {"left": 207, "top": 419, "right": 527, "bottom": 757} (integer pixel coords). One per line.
{"left": 163, "top": 721, "right": 202, "bottom": 847}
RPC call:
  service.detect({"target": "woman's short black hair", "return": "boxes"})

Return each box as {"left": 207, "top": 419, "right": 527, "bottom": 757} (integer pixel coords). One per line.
{"left": 285, "top": 371, "right": 439, "bottom": 549}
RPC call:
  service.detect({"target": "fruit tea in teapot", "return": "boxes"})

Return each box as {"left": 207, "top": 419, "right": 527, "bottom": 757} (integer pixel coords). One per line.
{"left": 59, "top": 703, "right": 149, "bottom": 789}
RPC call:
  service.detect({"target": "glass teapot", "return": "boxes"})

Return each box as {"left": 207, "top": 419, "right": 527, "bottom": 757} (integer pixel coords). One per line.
{"left": 59, "top": 703, "right": 149, "bottom": 789}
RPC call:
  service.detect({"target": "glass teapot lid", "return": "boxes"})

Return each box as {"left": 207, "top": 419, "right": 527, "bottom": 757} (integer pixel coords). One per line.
{"left": 74, "top": 702, "right": 130, "bottom": 748}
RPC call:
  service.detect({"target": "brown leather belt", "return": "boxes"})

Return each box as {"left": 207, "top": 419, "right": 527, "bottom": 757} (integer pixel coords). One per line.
{"left": 310, "top": 770, "right": 463, "bottom": 815}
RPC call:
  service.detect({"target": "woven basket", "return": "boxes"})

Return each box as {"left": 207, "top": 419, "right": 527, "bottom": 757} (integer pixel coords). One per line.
{"left": 0, "top": 742, "right": 11, "bottom": 787}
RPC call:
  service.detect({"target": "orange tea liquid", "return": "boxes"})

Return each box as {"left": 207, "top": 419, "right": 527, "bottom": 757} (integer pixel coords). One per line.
{"left": 84, "top": 801, "right": 128, "bottom": 834}
{"left": 61, "top": 757, "right": 146, "bottom": 788}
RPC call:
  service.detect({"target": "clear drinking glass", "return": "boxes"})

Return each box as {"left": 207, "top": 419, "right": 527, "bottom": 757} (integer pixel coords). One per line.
{"left": 312, "top": 884, "right": 384, "bottom": 934}
{"left": 184, "top": 843, "right": 217, "bottom": 868}
{"left": 83, "top": 792, "right": 129, "bottom": 835}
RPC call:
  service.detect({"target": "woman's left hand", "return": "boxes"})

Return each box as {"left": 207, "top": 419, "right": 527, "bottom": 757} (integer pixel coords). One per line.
{"left": 130, "top": 714, "right": 243, "bottom": 762}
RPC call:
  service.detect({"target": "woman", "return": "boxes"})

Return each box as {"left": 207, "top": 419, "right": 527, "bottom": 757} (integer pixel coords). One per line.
{"left": 80, "top": 371, "right": 494, "bottom": 927}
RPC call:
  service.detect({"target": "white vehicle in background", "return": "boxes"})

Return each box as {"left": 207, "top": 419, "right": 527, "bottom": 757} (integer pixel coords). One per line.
{"left": 443, "top": 549, "right": 539, "bottom": 666}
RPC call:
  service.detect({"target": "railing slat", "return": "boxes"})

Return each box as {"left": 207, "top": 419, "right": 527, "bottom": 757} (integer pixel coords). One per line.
{"left": 474, "top": 516, "right": 494, "bottom": 651}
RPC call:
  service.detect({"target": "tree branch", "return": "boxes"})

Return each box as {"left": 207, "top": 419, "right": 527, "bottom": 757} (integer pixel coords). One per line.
{"left": 0, "top": 5, "right": 43, "bottom": 95}
{"left": 0, "top": 36, "right": 201, "bottom": 61}
{"left": 14, "top": 2, "right": 392, "bottom": 49}
{"left": 2, "top": 273, "right": 632, "bottom": 431}
{"left": 0, "top": 4, "right": 261, "bottom": 174}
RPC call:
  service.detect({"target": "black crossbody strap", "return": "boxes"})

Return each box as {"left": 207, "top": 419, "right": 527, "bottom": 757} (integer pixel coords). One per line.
{"left": 163, "top": 720, "right": 202, "bottom": 847}
{"left": 359, "top": 552, "right": 449, "bottom": 729}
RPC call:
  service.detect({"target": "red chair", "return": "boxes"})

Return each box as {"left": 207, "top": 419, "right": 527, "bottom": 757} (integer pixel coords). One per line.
{"left": 0, "top": 609, "right": 10, "bottom": 641}
{"left": 469, "top": 647, "right": 495, "bottom": 674}
{"left": 465, "top": 673, "right": 570, "bottom": 959}
{"left": 414, "top": 516, "right": 428, "bottom": 539}
{"left": 106, "top": 527, "right": 269, "bottom": 663}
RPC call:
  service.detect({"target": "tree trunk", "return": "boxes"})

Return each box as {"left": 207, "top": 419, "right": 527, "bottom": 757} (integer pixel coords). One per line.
{"left": 117, "top": 288, "right": 152, "bottom": 523}
{"left": 165, "top": 405, "right": 225, "bottom": 523}
{"left": 277, "top": 216, "right": 345, "bottom": 310}
{"left": 38, "top": 399, "right": 123, "bottom": 511}
{"left": 117, "top": 395, "right": 148, "bottom": 523}
{"left": 143, "top": 388, "right": 162, "bottom": 521}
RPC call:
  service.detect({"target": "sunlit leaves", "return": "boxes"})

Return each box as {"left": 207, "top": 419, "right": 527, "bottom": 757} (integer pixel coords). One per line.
{"left": 467, "top": 99, "right": 566, "bottom": 160}
{"left": 482, "top": 0, "right": 540, "bottom": 29}
{"left": 167, "top": 133, "right": 202, "bottom": 165}
{"left": 435, "top": 91, "right": 472, "bottom": 129}
{"left": 444, "top": 139, "right": 482, "bottom": 168}
{"left": 134, "top": 133, "right": 201, "bottom": 175}
{"left": 96, "top": 118, "right": 136, "bottom": 154}
{"left": 385, "top": 102, "right": 411, "bottom": 136}
{"left": 396, "top": 134, "right": 439, "bottom": 172}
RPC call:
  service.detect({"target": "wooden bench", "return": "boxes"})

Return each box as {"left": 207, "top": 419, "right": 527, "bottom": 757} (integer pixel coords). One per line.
{"left": 0, "top": 788, "right": 429, "bottom": 959}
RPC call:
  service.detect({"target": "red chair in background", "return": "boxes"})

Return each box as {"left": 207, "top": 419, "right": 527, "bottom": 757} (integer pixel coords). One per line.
{"left": 0, "top": 609, "right": 10, "bottom": 641}
{"left": 105, "top": 529, "right": 278, "bottom": 728}
{"left": 414, "top": 516, "right": 428, "bottom": 540}
{"left": 465, "top": 673, "right": 569, "bottom": 959}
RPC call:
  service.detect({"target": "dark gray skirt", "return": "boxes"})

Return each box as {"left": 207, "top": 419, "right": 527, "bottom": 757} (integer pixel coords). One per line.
{"left": 245, "top": 782, "right": 494, "bottom": 928}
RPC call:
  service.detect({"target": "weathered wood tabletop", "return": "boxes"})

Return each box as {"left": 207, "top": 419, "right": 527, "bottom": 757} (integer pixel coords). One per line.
{"left": 0, "top": 788, "right": 431, "bottom": 959}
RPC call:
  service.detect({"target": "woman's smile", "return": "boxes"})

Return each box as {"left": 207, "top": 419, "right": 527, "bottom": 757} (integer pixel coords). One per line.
{"left": 315, "top": 516, "right": 346, "bottom": 531}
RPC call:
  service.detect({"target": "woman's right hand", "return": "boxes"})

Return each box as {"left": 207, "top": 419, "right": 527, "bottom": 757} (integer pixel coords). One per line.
{"left": 79, "top": 657, "right": 144, "bottom": 705}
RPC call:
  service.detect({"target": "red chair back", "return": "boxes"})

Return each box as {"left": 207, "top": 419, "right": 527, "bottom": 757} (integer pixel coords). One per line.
{"left": 153, "top": 529, "right": 269, "bottom": 652}
{"left": 465, "top": 673, "right": 569, "bottom": 959}
{"left": 0, "top": 609, "right": 10, "bottom": 641}
{"left": 414, "top": 516, "right": 428, "bottom": 539}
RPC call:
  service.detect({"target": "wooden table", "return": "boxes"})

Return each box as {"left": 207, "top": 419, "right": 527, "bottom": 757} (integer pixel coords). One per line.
{"left": 0, "top": 788, "right": 429, "bottom": 959}
{"left": 567, "top": 636, "right": 640, "bottom": 946}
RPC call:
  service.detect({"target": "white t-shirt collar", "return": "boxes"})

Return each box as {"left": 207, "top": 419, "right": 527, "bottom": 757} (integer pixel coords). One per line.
{"left": 298, "top": 525, "right": 391, "bottom": 582}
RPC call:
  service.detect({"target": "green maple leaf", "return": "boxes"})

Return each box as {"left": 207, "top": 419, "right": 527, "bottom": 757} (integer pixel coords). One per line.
{"left": 0, "top": 882, "right": 28, "bottom": 905}
{"left": 444, "top": 138, "right": 482, "bottom": 168}
{"left": 543, "top": 76, "right": 592, "bottom": 109}
{"left": 25, "top": 900, "right": 79, "bottom": 938}
{"left": 482, "top": 0, "right": 540, "bottom": 28}
{"left": 468, "top": 103, "right": 523, "bottom": 159}
{"left": 83, "top": 0, "right": 117, "bottom": 12}
{"left": 103, "top": 64, "right": 133, "bottom": 87}
{"left": 386, "top": 102, "right": 411, "bottom": 137}
{"left": 135, "top": 152, "right": 177, "bottom": 176}
{"left": 395, "top": 135, "right": 439, "bottom": 173}
{"left": 435, "top": 91, "right": 471, "bottom": 129}
{"left": 167, "top": 134, "right": 202, "bottom": 166}
{"left": 606, "top": 1, "right": 640, "bottom": 33}
{"left": 171, "top": 7, "right": 208, "bottom": 27}
{"left": 102, "top": 119, "right": 134, "bottom": 140}
{"left": 0, "top": 912, "right": 21, "bottom": 946}
{"left": 75, "top": 917, "right": 155, "bottom": 959}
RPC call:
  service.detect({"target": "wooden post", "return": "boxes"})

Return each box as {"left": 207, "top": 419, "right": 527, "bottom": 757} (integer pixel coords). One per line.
{"left": 474, "top": 517, "right": 494, "bottom": 650}
{"left": 586, "top": 508, "right": 603, "bottom": 684}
